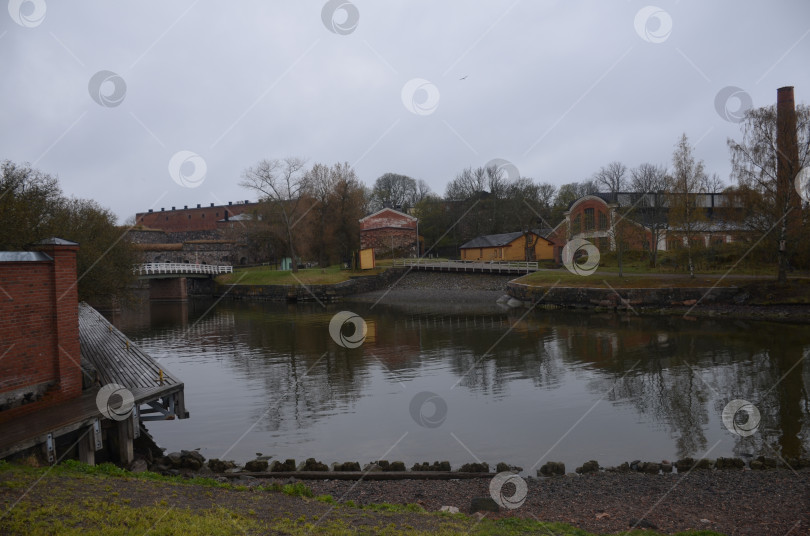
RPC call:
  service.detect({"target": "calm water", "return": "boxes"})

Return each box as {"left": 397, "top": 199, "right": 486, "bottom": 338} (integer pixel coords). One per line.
{"left": 111, "top": 297, "right": 810, "bottom": 474}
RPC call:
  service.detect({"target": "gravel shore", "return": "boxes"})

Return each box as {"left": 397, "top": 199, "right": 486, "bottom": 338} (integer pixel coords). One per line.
{"left": 304, "top": 469, "right": 809, "bottom": 535}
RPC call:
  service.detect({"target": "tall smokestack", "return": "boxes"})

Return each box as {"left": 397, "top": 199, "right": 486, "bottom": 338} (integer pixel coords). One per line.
{"left": 776, "top": 86, "right": 801, "bottom": 281}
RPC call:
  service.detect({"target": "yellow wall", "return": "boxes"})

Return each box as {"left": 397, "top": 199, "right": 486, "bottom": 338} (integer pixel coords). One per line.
{"left": 358, "top": 248, "right": 375, "bottom": 269}
{"left": 460, "top": 234, "right": 554, "bottom": 261}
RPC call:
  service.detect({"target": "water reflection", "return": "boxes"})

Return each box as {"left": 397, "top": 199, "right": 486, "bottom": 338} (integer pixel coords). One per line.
{"left": 112, "top": 299, "right": 810, "bottom": 470}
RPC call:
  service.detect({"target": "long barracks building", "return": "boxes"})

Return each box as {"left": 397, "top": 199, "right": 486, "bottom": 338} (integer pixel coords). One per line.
{"left": 135, "top": 200, "right": 259, "bottom": 233}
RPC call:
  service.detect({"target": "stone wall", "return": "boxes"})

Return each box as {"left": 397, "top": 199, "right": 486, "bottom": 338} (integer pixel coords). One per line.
{"left": 216, "top": 268, "right": 407, "bottom": 302}
{"left": 506, "top": 280, "right": 743, "bottom": 309}
{"left": 128, "top": 229, "right": 169, "bottom": 244}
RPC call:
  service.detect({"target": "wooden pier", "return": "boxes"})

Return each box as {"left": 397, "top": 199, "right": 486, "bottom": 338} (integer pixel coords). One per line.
{"left": 0, "top": 304, "right": 187, "bottom": 465}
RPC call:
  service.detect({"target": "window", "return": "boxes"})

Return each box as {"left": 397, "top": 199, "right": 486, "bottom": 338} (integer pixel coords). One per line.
{"left": 584, "top": 208, "right": 594, "bottom": 231}
{"left": 598, "top": 237, "right": 610, "bottom": 252}
{"left": 598, "top": 212, "right": 607, "bottom": 230}
{"left": 572, "top": 214, "right": 582, "bottom": 235}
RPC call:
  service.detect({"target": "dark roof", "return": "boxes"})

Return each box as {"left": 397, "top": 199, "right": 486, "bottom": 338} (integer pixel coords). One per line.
{"left": 37, "top": 237, "right": 79, "bottom": 246}
{"left": 0, "top": 251, "right": 52, "bottom": 262}
{"left": 533, "top": 228, "right": 553, "bottom": 238}
{"left": 460, "top": 231, "right": 526, "bottom": 249}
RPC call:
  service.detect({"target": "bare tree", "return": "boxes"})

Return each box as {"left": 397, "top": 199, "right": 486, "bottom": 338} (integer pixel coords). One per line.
{"left": 371, "top": 173, "right": 417, "bottom": 211}
{"left": 414, "top": 179, "right": 432, "bottom": 204}
{"left": 702, "top": 172, "right": 725, "bottom": 194}
{"left": 241, "top": 157, "right": 309, "bottom": 272}
{"left": 594, "top": 162, "right": 629, "bottom": 275}
{"left": 668, "top": 134, "right": 707, "bottom": 278}
{"left": 303, "top": 163, "right": 335, "bottom": 267}
{"left": 728, "top": 104, "right": 810, "bottom": 281}
{"left": 630, "top": 163, "right": 669, "bottom": 267}
{"left": 328, "top": 163, "right": 365, "bottom": 265}
{"left": 593, "top": 161, "right": 627, "bottom": 196}
{"left": 445, "top": 166, "right": 487, "bottom": 201}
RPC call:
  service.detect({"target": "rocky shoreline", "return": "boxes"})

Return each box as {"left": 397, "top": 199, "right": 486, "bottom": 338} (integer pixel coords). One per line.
{"left": 130, "top": 447, "right": 809, "bottom": 535}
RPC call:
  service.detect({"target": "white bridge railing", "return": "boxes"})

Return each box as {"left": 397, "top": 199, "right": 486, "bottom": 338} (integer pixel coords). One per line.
{"left": 392, "top": 259, "right": 538, "bottom": 272}
{"left": 133, "top": 263, "right": 234, "bottom": 276}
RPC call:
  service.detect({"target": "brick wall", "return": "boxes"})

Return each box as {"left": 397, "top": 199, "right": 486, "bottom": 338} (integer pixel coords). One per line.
{"left": 359, "top": 209, "right": 418, "bottom": 257}
{"left": 135, "top": 201, "right": 258, "bottom": 232}
{"left": 0, "top": 242, "right": 82, "bottom": 423}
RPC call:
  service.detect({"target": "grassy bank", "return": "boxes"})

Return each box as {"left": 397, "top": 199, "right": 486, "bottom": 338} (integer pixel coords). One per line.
{"left": 0, "top": 461, "right": 725, "bottom": 536}
{"left": 215, "top": 264, "right": 387, "bottom": 286}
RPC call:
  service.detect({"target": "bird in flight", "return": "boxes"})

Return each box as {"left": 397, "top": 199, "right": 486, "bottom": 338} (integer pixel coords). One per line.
{"left": 459, "top": 75, "right": 468, "bottom": 80}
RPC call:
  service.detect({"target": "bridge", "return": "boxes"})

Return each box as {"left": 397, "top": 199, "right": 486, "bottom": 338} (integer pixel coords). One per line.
{"left": 393, "top": 259, "right": 538, "bottom": 275}
{"left": 133, "top": 262, "right": 233, "bottom": 279}
{"left": 132, "top": 263, "right": 233, "bottom": 301}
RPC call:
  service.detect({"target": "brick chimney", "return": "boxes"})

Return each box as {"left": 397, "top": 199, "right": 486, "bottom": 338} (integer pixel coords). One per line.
{"left": 36, "top": 238, "right": 82, "bottom": 399}
{"left": 776, "top": 87, "right": 801, "bottom": 281}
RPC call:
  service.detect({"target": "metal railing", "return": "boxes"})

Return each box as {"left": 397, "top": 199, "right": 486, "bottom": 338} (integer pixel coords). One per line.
{"left": 392, "top": 259, "right": 538, "bottom": 273}
{"left": 133, "top": 263, "right": 234, "bottom": 276}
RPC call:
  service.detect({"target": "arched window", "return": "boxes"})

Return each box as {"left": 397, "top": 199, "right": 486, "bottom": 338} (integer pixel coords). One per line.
{"left": 584, "top": 208, "right": 594, "bottom": 230}
{"left": 598, "top": 211, "right": 607, "bottom": 230}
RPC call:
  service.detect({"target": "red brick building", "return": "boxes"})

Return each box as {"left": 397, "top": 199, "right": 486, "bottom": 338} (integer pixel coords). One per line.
{"left": 359, "top": 207, "right": 418, "bottom": 258}
{"left": 548, "top": 193, "right": 747, "bottom": 260}
{"left": 0, "top": 238, "right": 82, "bottom": 424}
{"left": 135, "top": 200, "right": 258, "bottom": 233}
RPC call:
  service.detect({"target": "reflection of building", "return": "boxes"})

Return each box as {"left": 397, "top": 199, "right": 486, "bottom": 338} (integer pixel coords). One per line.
{"left": 459, "top": 231, "right": 555, "bottom": 261}
{"left": 359, "top": 207, "right": 418, "bottom": 257}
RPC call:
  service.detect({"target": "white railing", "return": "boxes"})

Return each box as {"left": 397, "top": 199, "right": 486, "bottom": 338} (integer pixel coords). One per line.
{"left": 392, "top": 259, "right": 538, "bottom": 272}
{"left": 133, "top": 263, "right": 234, "bottom": 276}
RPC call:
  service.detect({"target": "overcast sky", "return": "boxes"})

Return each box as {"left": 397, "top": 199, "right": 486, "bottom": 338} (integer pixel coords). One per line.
{"left": 3, "top": 1, "right": 809, "bottom": 222}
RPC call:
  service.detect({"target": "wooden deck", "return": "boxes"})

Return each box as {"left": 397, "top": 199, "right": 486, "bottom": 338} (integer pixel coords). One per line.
{"left": 0, "top": 304, "right": 187, "bottom": 462}
{"left": 79, "top": 303, "right": 182, "bottom": 394}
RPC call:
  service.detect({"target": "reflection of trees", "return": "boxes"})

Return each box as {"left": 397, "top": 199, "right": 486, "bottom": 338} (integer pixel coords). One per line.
{"left": 561, "top": 315, "right": 810, "bottom": 460}
{"left": 125, "top": 299, "right": 810, "bottom": 460}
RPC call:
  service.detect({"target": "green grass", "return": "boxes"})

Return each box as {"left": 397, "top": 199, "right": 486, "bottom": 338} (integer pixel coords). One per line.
{"left": 0, "top": 462, "right": 728, "bottom": 535}
{"left": 215, "top": 264, "right": 386, "bottom": 285}
{"left": 282, "top": 481, "right": 314, "bottom": 498}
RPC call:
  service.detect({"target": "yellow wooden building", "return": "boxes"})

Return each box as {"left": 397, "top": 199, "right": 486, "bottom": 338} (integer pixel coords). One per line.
{"left": 459, "top": 231, "right": 555, "bottom": 261}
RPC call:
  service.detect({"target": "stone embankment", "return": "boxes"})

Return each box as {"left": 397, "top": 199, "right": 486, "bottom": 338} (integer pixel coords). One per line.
{"left": 136, "top": 449, "right": 810, "bottom": 481}
{"left": 215, "top": 268, "right": 408, "bottom": 302}
{"left": 505, "top": 280, "right": 742, "bottom": 310}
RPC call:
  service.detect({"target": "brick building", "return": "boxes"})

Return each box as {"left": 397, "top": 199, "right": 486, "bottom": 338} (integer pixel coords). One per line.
{"left": 547, "top": 193, "right": 748, "bottom": 261}
{"left": 0, "top": 238, "right": 82, "bottom": 423}
{"left": 359, "top": 207, "right": 418, "bottom": 258}
{"left": 135, "top": 200, "right": 258, "bottom": 233}
{"left": 131, "top": 201, "right": 259, "bottom": 265}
